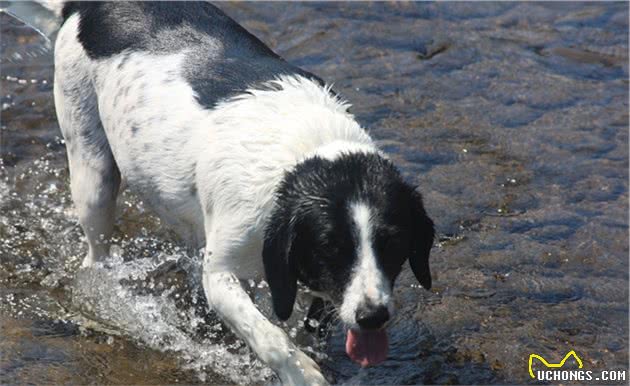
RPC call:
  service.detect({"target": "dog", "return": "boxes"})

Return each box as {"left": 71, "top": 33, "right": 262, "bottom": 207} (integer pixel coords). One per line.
{"left": 53, "top": 2, "right": 435, "bottom": 384}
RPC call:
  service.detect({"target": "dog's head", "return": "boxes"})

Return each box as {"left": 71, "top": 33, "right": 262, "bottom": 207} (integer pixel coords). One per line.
{"left": 263, "top": 152, "right": 434, "bottom": 367}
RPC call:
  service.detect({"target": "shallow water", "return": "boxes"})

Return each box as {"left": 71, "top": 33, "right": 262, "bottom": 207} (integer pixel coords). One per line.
{"left": 1, "top": 2, "right": 628, "bottom": 385}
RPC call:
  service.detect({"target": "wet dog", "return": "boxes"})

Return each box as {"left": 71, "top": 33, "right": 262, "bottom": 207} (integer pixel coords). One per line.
{"left": 54, "top": 2, "right": 434, "bottom": 384}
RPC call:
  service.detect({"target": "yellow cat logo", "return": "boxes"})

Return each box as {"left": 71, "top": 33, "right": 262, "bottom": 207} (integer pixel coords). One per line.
{"left": 528, "top": 350, "right": 584, "bottom": 378}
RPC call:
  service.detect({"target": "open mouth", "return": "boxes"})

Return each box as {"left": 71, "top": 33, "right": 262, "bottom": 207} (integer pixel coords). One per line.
{"left": 345, "top": 328, "right": 389, "bottom": 367}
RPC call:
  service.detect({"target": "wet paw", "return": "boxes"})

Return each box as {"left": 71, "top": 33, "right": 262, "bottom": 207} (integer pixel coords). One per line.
{"left": 281, "top": 350, "right": 329, "bottom": 386}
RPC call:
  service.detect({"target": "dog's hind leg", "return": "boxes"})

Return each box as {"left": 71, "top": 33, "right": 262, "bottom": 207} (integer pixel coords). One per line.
{"left": 54, "top": 15, "right": 120, "bottom": 267}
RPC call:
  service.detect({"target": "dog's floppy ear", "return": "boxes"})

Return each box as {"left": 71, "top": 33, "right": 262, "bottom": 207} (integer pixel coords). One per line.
{"left": 263, "top": 212, "right": 297, "bottom": 320}
{"left": 408, "top": 191, "right": 435, "bottom": 290}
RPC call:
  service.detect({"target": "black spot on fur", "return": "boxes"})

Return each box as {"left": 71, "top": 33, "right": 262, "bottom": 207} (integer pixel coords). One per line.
{"left": 116, "top": 54, "right": 129, "bottom": 70}
{"left": 136, "top": 94, "right": 147, "bottom": 107}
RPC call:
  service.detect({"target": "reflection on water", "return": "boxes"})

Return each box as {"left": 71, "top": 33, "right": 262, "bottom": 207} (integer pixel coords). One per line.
{"left": 1, "top": 2, "right": 628, "bottom": 385}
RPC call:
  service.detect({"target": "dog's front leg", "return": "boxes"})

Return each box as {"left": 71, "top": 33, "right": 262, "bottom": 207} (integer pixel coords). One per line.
{"left": 203, "top": 270, "right": 328, "bottom": 385}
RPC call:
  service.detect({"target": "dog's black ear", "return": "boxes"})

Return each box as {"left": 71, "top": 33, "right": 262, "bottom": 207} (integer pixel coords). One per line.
{"left": 263, "top": 212, "right": 297, "bottom": 320}
{"left": 408, "top": 191, "right": 434, "bottom": 290}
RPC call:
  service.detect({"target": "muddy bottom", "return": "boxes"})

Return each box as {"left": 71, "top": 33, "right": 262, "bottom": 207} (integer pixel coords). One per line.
{"left": 1, "top": 2, "right": 628, "bottom": 385}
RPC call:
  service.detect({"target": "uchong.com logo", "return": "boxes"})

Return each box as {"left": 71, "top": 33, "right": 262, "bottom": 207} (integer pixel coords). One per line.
{"left": 528, "top": 350, "right": 627, "bottom": 383}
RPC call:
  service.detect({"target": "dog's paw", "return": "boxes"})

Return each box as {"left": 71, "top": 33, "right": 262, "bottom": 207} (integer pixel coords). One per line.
{"left": 280, "top": 350, "right": 329, "bottom": 386}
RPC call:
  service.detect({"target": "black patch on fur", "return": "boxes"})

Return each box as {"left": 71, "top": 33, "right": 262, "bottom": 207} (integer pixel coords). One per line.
{"left": 62, "top": 1, "right": 326, "bottom": 109}
{"left": 263, "top": 153, "right": 434, "bottom": 320}
{"left": 116, "top": 53, "right": 129, "bottom": 70}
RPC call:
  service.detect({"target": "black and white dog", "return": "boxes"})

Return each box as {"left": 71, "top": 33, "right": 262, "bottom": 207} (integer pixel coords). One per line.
{"left": 54, "top": 2, "right": 434, "bottom": 384}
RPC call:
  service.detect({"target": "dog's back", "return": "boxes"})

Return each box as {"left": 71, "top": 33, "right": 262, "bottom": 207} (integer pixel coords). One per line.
{"left": 62, "top": 2, "right": 322, "bottom": 108}
{"left": 56, "top": 2, "right": 376, "bottom": 255}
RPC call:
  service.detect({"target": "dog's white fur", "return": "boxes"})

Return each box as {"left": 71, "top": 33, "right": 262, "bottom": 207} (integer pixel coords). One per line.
{"left": 339, "top": 203, "right": 393, "bottom": 327}
{"left": 54, "top": 12, "right": 394, "bottom": 385}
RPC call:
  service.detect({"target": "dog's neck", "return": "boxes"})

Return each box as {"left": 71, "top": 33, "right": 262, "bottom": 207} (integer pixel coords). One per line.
{"left": 305, "top": 140, "right": 381, "bottom": 162}
{"left": 208, "top": 75, "right": 379, "bottom": 163}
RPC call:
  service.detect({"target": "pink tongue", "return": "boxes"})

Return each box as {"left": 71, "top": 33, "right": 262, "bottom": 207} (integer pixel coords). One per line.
{"left": 345, "top": 328, "right": 389, "bottom": 367}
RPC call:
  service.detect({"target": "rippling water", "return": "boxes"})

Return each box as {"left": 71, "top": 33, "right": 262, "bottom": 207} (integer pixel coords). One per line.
{"left": 1, "top": 2, "right": 628, "bottom": 385}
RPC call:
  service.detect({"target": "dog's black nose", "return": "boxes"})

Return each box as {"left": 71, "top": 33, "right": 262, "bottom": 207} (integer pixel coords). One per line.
{"left": 356, "top": 304, "right": 390, "bottom": 329}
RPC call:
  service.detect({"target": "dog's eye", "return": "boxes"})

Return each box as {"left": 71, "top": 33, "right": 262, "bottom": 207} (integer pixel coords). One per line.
{"left": 386, "top": 237, "right": 405, "bottom": 256}
{"left": 377, "top": 237, "right": 406, "bottom": 277}
{"left": 377, "top": 233, "right": 405, "bottom": 257}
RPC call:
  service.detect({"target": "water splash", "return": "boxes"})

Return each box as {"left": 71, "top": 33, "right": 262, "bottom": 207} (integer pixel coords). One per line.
{"left": 66, "top": 254, "right": 276, "bottom": 384}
